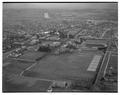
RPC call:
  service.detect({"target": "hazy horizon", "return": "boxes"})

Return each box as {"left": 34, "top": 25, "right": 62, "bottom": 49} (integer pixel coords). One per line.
{"left": 3, "top": 3, "right": 117, "bottom": 10}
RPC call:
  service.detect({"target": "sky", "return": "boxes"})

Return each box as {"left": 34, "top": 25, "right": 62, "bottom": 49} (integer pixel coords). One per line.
{"left": 3, "top": 3, "right": 117, "bottom": 10}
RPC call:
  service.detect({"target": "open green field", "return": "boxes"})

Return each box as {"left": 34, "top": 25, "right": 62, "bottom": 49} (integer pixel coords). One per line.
{"left": 3, "top": 59, "right": 52, "bottom": 92}
{"left": 19, "top": 51, "right": 46, "bottom": 61}
{"left": 23, "top": 52, "right": 102, "bottom": 81}
{"left": 80, "top": 49, "right": 104, "bottom": 55}
{"left": 3, "top": 59, "right": 34, "bottom": 75}
{"left": 3, "top": 74, "right": 52, "bottom": 92}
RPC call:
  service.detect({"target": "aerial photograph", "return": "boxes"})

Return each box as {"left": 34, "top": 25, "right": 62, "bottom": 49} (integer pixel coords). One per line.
{"left": 3, "top": 2, "right": 118, "bottom": 92}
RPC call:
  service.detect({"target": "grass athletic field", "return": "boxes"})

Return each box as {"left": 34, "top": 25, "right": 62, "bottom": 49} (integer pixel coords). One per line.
{"left": 23, "top": 52, "right": 102, "bottom": 81}
{"left": 3, "top": 74, "right": 52, "bottom": 92}
{"left": 3, "top": 59, "right": 34, "bottom": 75}
{"left": 19, "top": 51, "right": 46, "bottom": 61}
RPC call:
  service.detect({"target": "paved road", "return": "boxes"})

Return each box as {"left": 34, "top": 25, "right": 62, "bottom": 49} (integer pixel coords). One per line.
{"left": 94, "top": 51, "right": 111, "bottom": 85}
{"left": 103, "top": 51, "right": 112, "bottom": 76}
{"left": 93, "top": 38, "right": 112, "bottom": 85}
{"left": 101, "top": 28, "right": 111, "bottom": 39}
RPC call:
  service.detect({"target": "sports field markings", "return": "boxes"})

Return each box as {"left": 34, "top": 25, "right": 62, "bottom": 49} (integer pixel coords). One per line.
{"left": 36, "top": 78, "right": 53, "bottom": 82}
{"left": 20, "top": 62, "right": 37, "bottom": 76}
{"left": 87, "top": 55, "right": 101, "bottom": 71}
{"left": 103, "top": 51, "right": 112, "bottom": 76}
{"left": 7, "top": 73, "right": 54, "bottom": 82}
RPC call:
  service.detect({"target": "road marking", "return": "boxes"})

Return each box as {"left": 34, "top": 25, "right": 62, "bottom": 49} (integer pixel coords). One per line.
{"left": 20, "top": 62, "right": 37, "bottom": 76}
